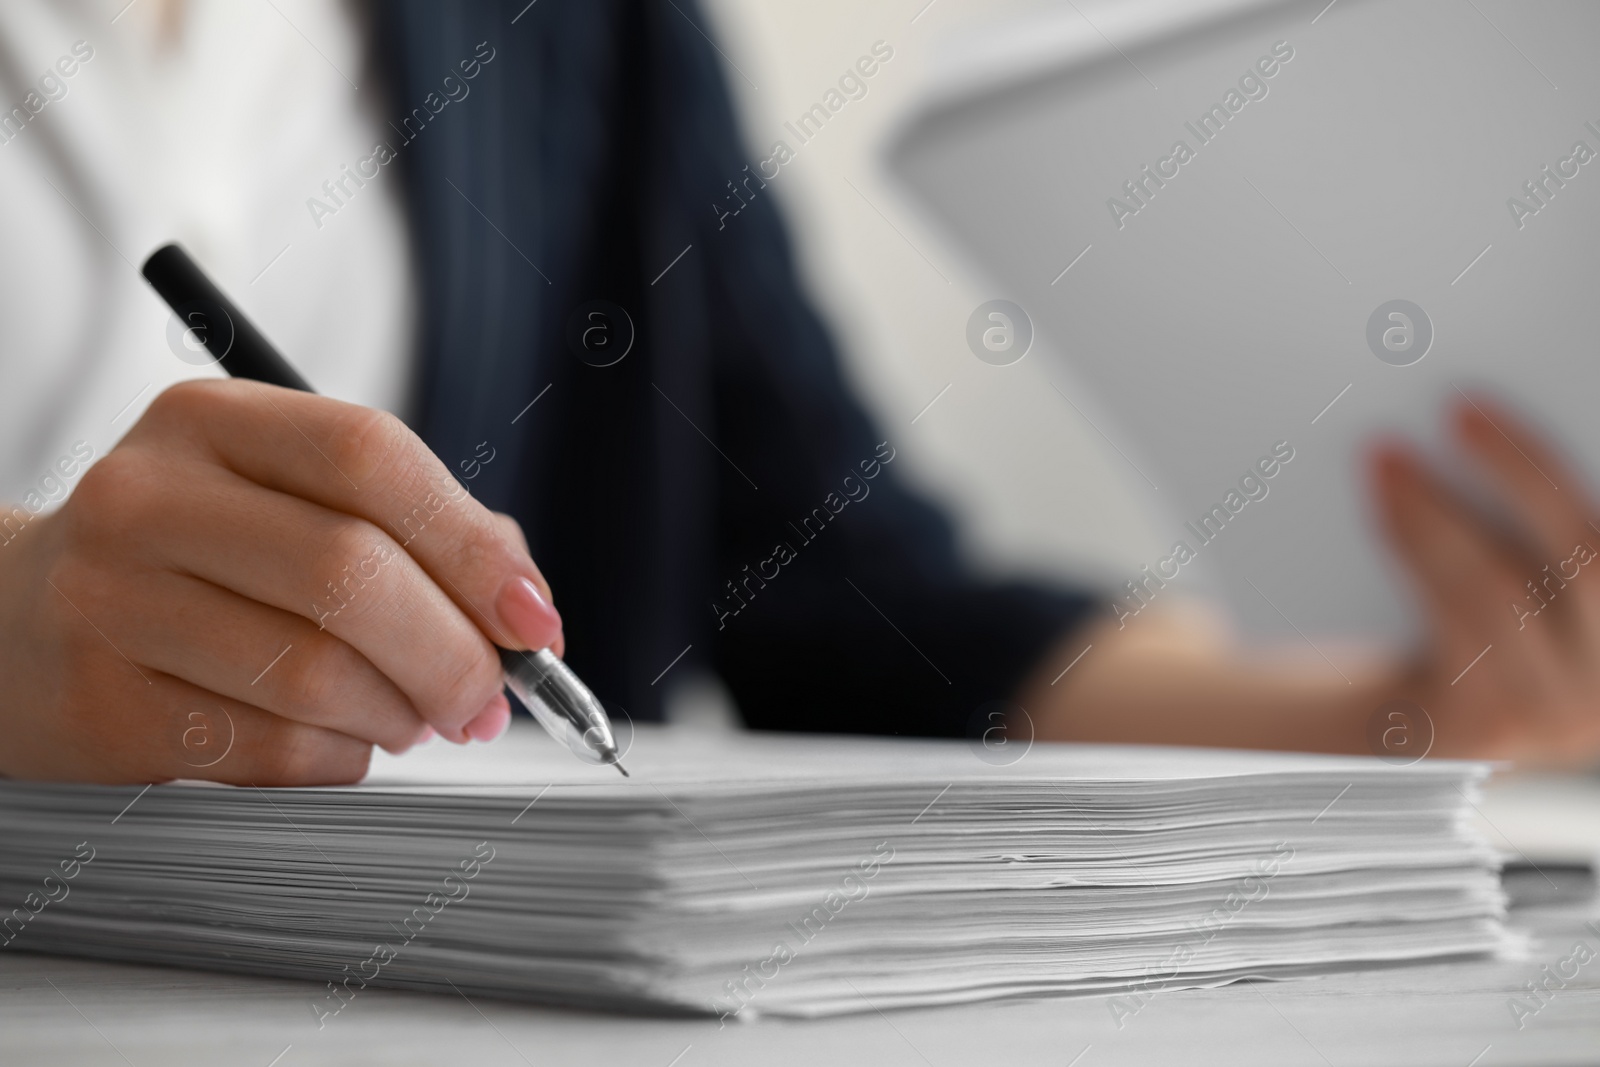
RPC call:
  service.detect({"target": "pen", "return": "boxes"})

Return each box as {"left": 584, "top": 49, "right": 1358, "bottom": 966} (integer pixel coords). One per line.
{"left": 140, "top": 242, "right": 627, "bottom": 776}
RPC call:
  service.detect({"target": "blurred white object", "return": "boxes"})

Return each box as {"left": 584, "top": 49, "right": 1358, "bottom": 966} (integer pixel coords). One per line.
{"left": 1479, "top": 770, "right": 1600, "bottom": 868}
{"left": 0, "top": 0, "right": 413, "bottom": 502}
{"left": 891, "top": 0, "right": 1600, "bottom": 655}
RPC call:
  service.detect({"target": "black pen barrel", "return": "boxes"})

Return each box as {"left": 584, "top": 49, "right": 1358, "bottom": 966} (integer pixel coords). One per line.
{"left": 141, "top": 242, "right": 314, "bottom": 393}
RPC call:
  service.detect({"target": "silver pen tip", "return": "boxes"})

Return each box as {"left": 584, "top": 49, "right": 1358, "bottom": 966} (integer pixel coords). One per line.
{"left": 612, "top": 759, "right": 629, "bottom": 778}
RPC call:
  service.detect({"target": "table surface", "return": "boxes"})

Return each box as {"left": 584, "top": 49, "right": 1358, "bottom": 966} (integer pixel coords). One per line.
{"left": 7, "top": 768, "right": 1600, "bottom": 1066}
{"left": 3, "top": 893, "right": 1598, "bottom": 1067}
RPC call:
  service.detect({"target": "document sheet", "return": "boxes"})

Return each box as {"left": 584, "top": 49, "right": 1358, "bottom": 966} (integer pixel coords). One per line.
{"left": 0, "top": 727, "right": 1509, "bottom": 1018}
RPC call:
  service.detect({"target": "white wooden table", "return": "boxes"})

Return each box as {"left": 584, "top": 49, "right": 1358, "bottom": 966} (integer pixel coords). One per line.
{"left": 3, "top": 891, "right": 1597, "bottom": 1067}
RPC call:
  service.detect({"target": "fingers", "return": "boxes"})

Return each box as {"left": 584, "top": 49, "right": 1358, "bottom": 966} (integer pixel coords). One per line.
{"left": 490, "top": 511, "right": 533, "bottom": 563}
{"left": 93, "top": 457, "right": 504, "bottom": 742}
{"left": 169, "top": 682, "right": 373, "bottom": 787}
{"left": 465, "top": 692, "right": 513, "bottom": 743}
{"left": 1371, "top": 445, "right": 1561, "bottom": 684}
{"left": 131, "top": 380, "right": 563, "bottom": 653}
{"left": 1451, "top": 395, "right": 1600, "bottom": 646}
{"left": 109, "top": 569, "right": 429, "bottom": 754}
{"left": 16, "top": 383, "right": 555, "bottom": 784}
{"left": 47, "top": 663, "right": 373, "bottom": 786}
{"left": 1369, "top": 429, "right": 1600, "bottom": 764}
{"left": 1373, "top": 447, "right": 1485, "bottom": 623}
{"left": 492, "top": 511, "right": 564, "bottom": 658}
{"left": 1452, "top": 393, "right": 1595, "bottom": 562}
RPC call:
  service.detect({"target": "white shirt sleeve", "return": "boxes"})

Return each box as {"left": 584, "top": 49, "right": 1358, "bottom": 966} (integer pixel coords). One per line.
{"left": 0, "top": 0, "right": 415, "bottom": 505}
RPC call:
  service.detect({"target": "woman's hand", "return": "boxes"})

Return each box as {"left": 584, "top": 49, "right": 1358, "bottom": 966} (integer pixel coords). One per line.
{"left": 0, "top": 380, "right": 563, "bottom": 785}
{"left": 1031, "top": 393, "right": 1600, "bottom": 770}
{"left": 1375, "top": 394, "right": 1600, "bottom": 766}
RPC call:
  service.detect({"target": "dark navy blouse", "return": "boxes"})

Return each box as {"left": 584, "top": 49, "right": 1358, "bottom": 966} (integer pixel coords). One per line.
{"left": 377, "top": 0, "right": 1096, "bottom": 734}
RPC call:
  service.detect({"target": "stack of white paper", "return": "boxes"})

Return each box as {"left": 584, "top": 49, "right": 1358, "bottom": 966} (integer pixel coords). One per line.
{"left": 0, "top": 726, "right": 1509, "bottom": 1019}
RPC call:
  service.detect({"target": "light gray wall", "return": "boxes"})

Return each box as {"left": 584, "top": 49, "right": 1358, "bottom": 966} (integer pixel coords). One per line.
{"left": 699, "top": 0, "right": 1168, "bottom": 593}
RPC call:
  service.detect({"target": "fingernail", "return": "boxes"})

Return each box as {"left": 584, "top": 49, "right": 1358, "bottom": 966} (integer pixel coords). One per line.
{"left": 464, "top": 694, "right": 512, "bottom": 743}
{"left": 497, "top": 576, "right": 562, "bottom": 650}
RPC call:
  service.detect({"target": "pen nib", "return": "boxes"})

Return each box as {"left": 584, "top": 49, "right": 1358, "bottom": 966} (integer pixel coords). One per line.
{"left": 613, "top": 760, "right": 630, "bottom": 778}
